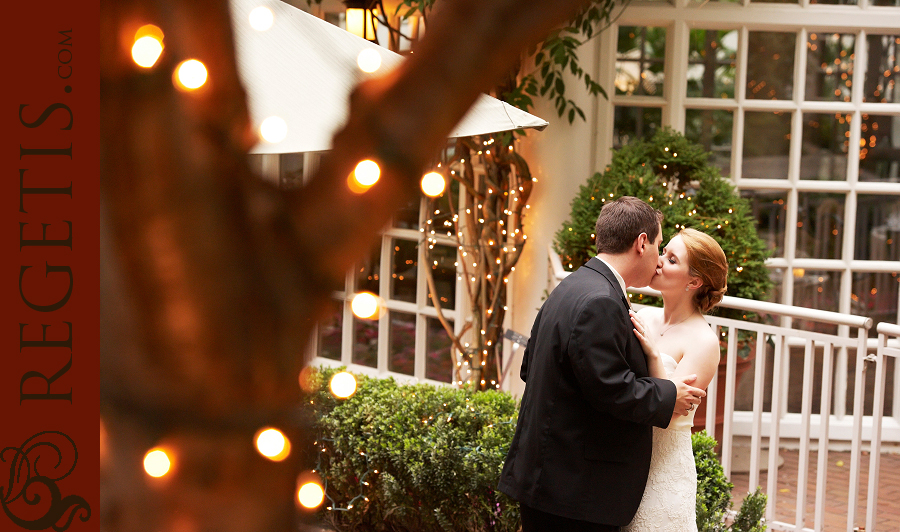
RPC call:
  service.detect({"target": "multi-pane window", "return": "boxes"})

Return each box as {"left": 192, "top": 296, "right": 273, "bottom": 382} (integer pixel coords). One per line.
{"left": 604, "top": 2, "right": 900, "bottom": 332}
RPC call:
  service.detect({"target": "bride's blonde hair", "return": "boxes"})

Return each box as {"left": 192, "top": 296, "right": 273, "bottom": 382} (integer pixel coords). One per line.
{"left": 680, "top": 228, "right": 728, "bottom": 314}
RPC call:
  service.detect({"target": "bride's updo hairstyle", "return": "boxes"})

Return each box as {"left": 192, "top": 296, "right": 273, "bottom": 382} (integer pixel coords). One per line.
{"left": 680, "top": 228, "right": 728, "bottom": 314}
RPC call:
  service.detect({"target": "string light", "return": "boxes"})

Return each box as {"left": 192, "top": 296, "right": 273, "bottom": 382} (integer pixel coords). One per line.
{"left": 348, "top": 160, "right": 380, "bottom": 193}
{"left": 351, "top": 292, "right": 380, "bottom": 319}
{"left": 174, "top": 59, "right": 208, "bottom": 90}
{"left": 298, "top": 480, "right": 325, "bottom": 509}
{"left": 330, "top": 371, "right": 358, "bottom": 398}
{"left": 255, "top": 428, "right": 291, "bottom": 461}
{"left": 143, "top": 448, "right": 172, "bottom": 478}
{"left": 421, "top": 171, "right": 446, "bottom": 197}
{"left": 131, "top": 25, "right": 164, "bottom": 68}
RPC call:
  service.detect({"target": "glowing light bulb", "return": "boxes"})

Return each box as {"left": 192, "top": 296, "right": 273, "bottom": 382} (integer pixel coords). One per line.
{"left": 249, "top": 6, "right": 274, "bottom": 31}
{"left": 354, "top": 160, "right": 380, "bottom": 186}
{"left": 174, "top": 59, "right": 208, "bottom": 90}
{"left": 421, "top": 172, "right": 446, "bottom": 197}
{"left": 143, "top": 448, "right": 172, "bottom": 478}
{"left": 357, "top": 49, "right": 382, "bottom": 73}
{"left": 260, "top": 116, "right": 288, "bottom": 143}
{"left": 298, "top": 481, "right": 325, "bottom": 508}
{"left": 255, "top": 428, "right": 291, "bottom": 461}
{"left": 351, "top": 292, "right": 379, "bottom": 319}
{"left": 330, "top": 371, "right": 357, "bottom": 399}
{"left": 132, "top": 36, "right": 163, "bottom": 68}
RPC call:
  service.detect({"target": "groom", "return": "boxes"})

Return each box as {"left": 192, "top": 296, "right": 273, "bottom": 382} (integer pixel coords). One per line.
{"left": 498, "top": 196, "right": 705, "bottom": 531}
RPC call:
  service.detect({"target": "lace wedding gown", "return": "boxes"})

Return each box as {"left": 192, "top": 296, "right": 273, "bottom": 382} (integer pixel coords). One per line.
{"left": 623, "top": 353, "right": 698, "bottom": 532}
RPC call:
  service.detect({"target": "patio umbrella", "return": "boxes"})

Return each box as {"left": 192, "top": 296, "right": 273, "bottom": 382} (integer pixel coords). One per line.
{"left": 230, "top": 0, "right": 549, "bottom": 155}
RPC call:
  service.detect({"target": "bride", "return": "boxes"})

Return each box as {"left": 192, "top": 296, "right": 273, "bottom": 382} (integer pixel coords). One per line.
{"left": 624, "top": 228, "right": 728, "bottom": 532}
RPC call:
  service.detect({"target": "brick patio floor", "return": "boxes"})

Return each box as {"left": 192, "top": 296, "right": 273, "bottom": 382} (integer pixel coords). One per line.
{"left": 731, "top": 448, "right": 900, "bottom": 531}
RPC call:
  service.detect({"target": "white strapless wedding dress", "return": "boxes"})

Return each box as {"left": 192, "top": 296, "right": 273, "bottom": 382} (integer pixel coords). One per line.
{"left": 623, "top": 353, "right": 698, "bottom": 532}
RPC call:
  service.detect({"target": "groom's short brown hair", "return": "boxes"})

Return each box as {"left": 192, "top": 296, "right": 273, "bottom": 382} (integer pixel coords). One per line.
{"left": 594, "top": 196, "right": 663, "bottom": 254}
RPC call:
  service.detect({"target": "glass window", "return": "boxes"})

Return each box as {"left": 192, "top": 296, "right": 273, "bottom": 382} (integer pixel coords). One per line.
{"left": 862, "top": 34, "right": 899, "bottom": 103}
{"left": 742, "top": 190, "right": 788, "bottom": 257}
{"left": 616, "top": 26, "right": 667, "bottom": 97}
{"left": 388, "top": 311, "right": 416, "bottom": 375}
{"left": 614, "top": 106, "right": 662, "bottom": 148}
{"left": 427, "top": 244, "right": 457, "bottom": 310}
{"left": 352, "top": 317, "right": 378, "bottom": 367}
{"left": 279, "top": 152, "right": 305, "bottom": 188}
{"left": 393, "top": 196, "right": 421, "bottom": 230}
{"left": 317, "top": 298, "right": 343, "bottom": 361}
{"left": 855, "top": 194, "right": 900, "bottom": 261}
{"left": 684, "top": 109, "right": 733, "bottom": 176}
{"left": 857, "top": 114, "right": 900, "bottom": 182}
{"left": 747, "top": 31, "right": 796, "bottom": 100}
{"left": 390, "top": 238, "right": 418, "bottom": 303}
{"left": 805, "top": 33, "right": 855, "bottom": 102}
{"left": 425, "top": 317, "right": 454, "bottom": 383}
{"left": 793, "top": 269, "right": 841, "bottom": 334}
{"left": 355, "top": 244, "right": 381, "bottom": 294}
{"left": 800, "top": 113, "right": 851, "bottom": 181}
{"left": 852, "top": 272, "right": 900, "bottom": 329}
{"left": 742, "top": 111, "right": 792, "bottom": 179}
{"left": 796, "top": 192, "right": 845, "bottom": 260}
{"left": 686, "top": 29, "right": 738, "bottom": 99}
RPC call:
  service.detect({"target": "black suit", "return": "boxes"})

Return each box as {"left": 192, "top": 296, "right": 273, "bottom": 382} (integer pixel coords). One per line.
{"left": 498, "top": 257, "right": 677, "bottom": 528}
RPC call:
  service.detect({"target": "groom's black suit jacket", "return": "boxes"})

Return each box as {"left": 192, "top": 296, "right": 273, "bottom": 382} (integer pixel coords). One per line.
{"left": 498, "top": 257, "right": 677, "bottom": 526}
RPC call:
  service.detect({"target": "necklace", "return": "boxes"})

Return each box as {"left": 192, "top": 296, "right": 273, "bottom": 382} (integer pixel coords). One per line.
{"left": 659, "top": 315, "right": 693, "bottom": 336}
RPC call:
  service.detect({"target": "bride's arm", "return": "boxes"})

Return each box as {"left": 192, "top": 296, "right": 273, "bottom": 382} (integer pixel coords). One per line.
{"left": 630, "top": 310, "right": 667, "bottom": 379}
{"left": 668, "top": 327, "right": 720, "bottom": 393}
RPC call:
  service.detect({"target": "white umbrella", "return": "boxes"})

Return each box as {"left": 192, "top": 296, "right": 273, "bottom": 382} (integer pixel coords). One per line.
{"left": 230, "top": 0, "right": 549, "bottom": 155}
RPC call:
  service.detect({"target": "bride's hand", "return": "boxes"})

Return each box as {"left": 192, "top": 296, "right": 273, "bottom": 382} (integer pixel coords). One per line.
{"left": 630, "top": 311, "right": 660, "bottom": 360}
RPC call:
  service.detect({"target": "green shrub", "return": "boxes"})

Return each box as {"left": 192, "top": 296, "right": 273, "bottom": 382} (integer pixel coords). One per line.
{"left": 308, "top": 367, "right": 520, "bottom": 531}
{"left": 693, "top": 430, "right": 767, "bottom": 532}
{"left": 553, "top": 127, "right": 772, "bottom": 325}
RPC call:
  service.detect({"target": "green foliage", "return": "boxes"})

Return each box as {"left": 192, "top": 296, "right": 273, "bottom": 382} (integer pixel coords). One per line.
{"left": 693, "top": 431, "right": 767, "bottom": 532}
{"left": 552, "top": 127, "right": 772, "bottom": 324}
{"left": 694, "top": 430, "right": 733, "bottom": 531}
{"left": 732, "top": 488, "right": 767, "bottom": 532}
{"left": 309, "top": 367, "right": 520, "bottom": 531}
{"left": 511, "top": 0, "right": 620, "bottom": 123}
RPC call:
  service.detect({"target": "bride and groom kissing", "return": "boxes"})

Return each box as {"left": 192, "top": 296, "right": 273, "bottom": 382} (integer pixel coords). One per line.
{"left": 498, "top": 196, "right": 729, "bottom": 531}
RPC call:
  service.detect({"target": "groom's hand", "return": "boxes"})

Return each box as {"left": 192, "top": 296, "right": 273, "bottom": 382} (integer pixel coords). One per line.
{"left": 674, "top": 374, "right": 706, "bottom": 416}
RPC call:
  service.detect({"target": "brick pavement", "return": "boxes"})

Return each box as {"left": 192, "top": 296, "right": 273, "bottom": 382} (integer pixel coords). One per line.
{"left": 731, "top": 449, "right": 900, "bottom": 531}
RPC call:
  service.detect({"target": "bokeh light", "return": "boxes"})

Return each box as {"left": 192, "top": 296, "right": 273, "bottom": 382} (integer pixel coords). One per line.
{"left": 255, "top": 427, "right": 291, "bottom": 461}
{"left": 353, "top": 159, "right": 380, "bottom": 186}
{"left": 421, "top": 171, "right": 446, "bottom": 197}
{"left": 174, "top": 59, "right": 208, "bottom": 90}
{"left": 357, "top": 49, "right": 382, "bottom": 73}
{"left": 132, "top": 35, "right": 164, "bottom": 68}
{"left": 259, "top": 116, "right": 288, "bottom": 143}
{"left": 351, "top": 291, "right": 379, "bottom": 319}
{"left": 297, "top": 481, "right": 325, "bottom": 508}
{"left": 249, "top": 6, "right": 274, "bottom": 31}
{"left": 143, "top": 448, "right": 172, "bottom": 478}
{"left": 330, "top": 371, "right": 357, "bottom": 399}
{"left": 299, "top": 366, "right": 320, "bottom": 393}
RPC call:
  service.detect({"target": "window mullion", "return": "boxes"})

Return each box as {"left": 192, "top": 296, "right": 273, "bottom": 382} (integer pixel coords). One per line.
{"left": 666, "top": 20, "right": 690, "bottom": 132}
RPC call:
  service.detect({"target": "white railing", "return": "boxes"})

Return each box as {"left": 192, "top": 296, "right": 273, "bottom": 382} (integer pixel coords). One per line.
{"left": 549, "top": 245, "right": 897, "bottom": 531}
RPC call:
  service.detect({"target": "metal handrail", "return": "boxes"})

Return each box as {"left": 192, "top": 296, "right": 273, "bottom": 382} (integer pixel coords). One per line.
{"left": 548, "top": 245, "right": 874, "bottom": 329}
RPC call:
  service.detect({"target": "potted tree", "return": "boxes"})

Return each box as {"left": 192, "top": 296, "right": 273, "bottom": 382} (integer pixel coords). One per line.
{"left": 553, "top": 127, "right": 773, "bottom": 436}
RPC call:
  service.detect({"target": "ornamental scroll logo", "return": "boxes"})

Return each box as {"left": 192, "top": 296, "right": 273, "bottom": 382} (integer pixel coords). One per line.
{"left": 1, "top": 431, "right": 91, "bottom": 530}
